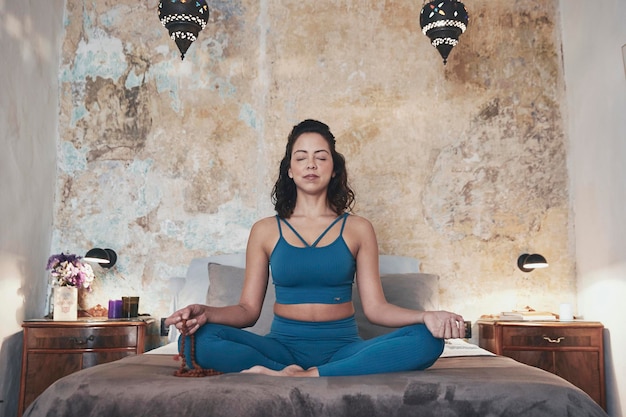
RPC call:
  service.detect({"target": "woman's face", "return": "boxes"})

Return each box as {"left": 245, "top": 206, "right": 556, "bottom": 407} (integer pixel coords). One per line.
{"left": 288, "top": 132, "right": 335, "bottom": 194}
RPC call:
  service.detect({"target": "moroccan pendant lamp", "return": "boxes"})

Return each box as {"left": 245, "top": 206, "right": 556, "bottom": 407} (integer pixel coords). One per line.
{"left": 420, "top": 0, "right": 469, "bottom": 65}
{"left": 158, "top": 0, "right": 209, "bottom": 60}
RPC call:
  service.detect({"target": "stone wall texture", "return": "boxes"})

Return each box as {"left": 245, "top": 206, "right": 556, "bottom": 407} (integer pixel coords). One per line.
{"left": 52, "top": 0, "right": 573, "bottom": 330}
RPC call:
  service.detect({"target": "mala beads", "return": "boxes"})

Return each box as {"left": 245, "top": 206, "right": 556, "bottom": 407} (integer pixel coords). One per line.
{"left": 174, "top": 332, "right": 222, "bottom": 377}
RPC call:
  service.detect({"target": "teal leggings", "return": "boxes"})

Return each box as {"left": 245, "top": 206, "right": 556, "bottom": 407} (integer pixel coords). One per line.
{"left": 179, "top": 315, "right": 444, "bottom": 376}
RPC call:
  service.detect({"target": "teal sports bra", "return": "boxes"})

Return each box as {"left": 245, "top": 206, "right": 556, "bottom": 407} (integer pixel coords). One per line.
{"left": 270, "top": 213, "right": 356, "bottom": 304}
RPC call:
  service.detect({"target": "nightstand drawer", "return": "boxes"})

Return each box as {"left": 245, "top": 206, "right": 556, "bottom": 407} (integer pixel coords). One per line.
{"left": 26, "top": 326, "right": 138, "bottom": 350}
{"left": 502, "top": 326, "right": 602, "bottom": 349}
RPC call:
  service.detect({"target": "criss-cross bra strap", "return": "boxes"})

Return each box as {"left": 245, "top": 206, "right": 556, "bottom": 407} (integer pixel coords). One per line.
{"left": 277, "top": 213, "right": 349, "bottom": 247}
{"left": 311, "top": 213, "right": 349, "bottom": 247}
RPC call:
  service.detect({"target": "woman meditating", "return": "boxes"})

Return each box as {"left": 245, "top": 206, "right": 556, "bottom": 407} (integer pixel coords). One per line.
{"left": 166, "top": 119, "right": 464, "bottom": 377}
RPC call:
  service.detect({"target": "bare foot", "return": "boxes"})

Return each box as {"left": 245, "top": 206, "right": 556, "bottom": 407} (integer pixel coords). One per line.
{"left": 241, "top": 364, "right": 319, "bottom": 377}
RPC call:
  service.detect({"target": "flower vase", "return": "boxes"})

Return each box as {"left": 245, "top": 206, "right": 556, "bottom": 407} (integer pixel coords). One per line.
{"left": 53, "top": 286, "right": 78, "bottom": 321}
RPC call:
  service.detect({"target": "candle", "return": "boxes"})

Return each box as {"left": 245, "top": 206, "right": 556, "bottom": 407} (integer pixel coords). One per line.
{"left": 559, "top": 303, "right": 573, "bottom": 321}
{"left": 114, "top": 299, "right": 122, "bottom": 318}
{"left": 108, "top": 300, "right": 115, "bottom": 318}
{"left": 122, "top": 296, "right": 139, "bottom": 318}
{"left": 108, "top": 299, "right": 123, "bottom": 319}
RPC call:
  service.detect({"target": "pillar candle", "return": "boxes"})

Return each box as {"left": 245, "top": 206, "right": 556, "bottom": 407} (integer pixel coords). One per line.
{"left": 108, "top": 299, "right": 123, "bottom": 318}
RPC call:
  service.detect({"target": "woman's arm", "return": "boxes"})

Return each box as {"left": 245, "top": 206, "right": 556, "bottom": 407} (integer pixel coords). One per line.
{"left": 165, "top": 217, "right": 275, "bottom": 335}
{"left": 350, "top": 216, "right": 465, "bottom": 339}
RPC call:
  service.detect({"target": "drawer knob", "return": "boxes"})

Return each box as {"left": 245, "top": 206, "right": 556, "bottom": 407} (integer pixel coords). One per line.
{"left": 69, "top": 335, "right": 95, "bottom": 345}
{"left": 543, "top": 336, "right": 565, "bottom": 344}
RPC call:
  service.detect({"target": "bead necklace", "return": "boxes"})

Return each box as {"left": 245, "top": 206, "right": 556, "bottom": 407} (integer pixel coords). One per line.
{"left": 174, "top": 333, "right": 222, "bottom": 377}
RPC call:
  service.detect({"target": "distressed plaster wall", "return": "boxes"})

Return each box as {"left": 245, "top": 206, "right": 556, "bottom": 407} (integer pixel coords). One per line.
{"left": 52, "top": 0, "right": 573, "bottom": 336}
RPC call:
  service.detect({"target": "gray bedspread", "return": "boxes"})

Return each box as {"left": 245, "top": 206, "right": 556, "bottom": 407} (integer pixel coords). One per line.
{"left": 24, "top": 353, "right": 607, "bottom": 417}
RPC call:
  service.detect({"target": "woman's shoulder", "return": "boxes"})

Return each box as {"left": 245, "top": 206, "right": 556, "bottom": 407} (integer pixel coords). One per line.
{"left": 248, "top": 215, "right": 281, "bottom": 251}
{"left": 252, "top": 215, "right": 279, "bottom": 230}
{"left": 342, "top": 213, "right": 377, "bottom": 254}
{"left": 346, "top": 212, "right": 372, "bottom": 225}
{"left": 345, "top": 213, "right": 375, "bottom": 233}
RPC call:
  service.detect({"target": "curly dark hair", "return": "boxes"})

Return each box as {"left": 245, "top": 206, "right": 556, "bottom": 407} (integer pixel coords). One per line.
{"left": 271, "top": 119, "right": 355, "bottom": 218}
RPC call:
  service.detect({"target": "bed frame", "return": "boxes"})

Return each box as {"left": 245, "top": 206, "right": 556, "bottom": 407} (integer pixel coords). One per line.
{"left": 23, "top": 254, "right": 608, "bottom": 417}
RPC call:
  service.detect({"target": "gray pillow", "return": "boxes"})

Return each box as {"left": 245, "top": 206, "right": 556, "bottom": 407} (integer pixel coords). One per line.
{"left": 206, "top": 263, "right": 275, "bottom": 336}
{"left": 352, "top": 273, "right": 439, "bottom": 339}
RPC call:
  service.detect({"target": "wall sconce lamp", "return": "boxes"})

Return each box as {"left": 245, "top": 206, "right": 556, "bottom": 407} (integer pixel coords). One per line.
{"left": 84, "top": 248, "right": 117, "bottom": 269}
{"left": 517, "top": 253, "right": 548, "bottom": 272}
{"left": 420, "top": 0, "right": 469, "bottom": 65}
{"left": 158, "top": 0, "right": 210, "bottom": 60}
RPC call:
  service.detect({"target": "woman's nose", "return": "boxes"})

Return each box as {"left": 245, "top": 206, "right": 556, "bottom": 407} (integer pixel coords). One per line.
{"left": 307, "top": 159, "right": 317, "bottom": 169}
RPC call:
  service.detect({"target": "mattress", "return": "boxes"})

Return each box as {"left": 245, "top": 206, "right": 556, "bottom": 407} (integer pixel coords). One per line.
{"left": 23, "top": 341, "right": 608, "bottom": 417}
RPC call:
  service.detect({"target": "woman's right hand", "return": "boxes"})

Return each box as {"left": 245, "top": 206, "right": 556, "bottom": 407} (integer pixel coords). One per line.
{"left": 164, "top": 304, "right": 209, "bottom": 335}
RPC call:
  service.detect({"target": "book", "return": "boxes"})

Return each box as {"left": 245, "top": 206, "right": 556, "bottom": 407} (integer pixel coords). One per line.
{"left": 499, "top": 310, "right": 557, "bottom": 321}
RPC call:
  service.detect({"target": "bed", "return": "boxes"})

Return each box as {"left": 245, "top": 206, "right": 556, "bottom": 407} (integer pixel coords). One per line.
{"left": 23, "top": 254, "right": 608, "bottom": 417}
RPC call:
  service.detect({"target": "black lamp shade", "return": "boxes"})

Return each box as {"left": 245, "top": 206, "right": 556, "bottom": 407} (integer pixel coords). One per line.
{"left": 517, "top": 253, "right": 548, "bottom": 272}
{"left": 84, "top": 248, "right": 117, "bottom": 268}
{"left": 420, "top": 0, "right": 469, "bottom": 65}
{"left": 159, "top": 0, "right": 209, "bottom": 60}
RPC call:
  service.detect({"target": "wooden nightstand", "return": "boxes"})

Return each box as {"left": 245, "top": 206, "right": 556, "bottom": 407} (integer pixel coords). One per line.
{"left": 478, "top": 319, "right": 605, "bottom": 410}
{"left": 18, "top": 317, "right": 156, "bottom": 416}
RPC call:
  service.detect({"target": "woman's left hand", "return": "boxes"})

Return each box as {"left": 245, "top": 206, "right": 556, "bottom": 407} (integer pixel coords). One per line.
{"left": 423, "top": 311, "right": 465, "bottom": 339}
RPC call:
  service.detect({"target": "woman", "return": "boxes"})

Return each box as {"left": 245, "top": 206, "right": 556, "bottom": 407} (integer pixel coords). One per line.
{"left": 166, "top": 119, "right": 464, "bottom": 377}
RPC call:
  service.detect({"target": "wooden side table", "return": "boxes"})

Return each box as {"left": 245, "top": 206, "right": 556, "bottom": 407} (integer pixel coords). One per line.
{"left": 478, "top": 319, "right": 605, "bottom": 410}
{"left": 18, "top": 317, "right": 156, "bottom": 416}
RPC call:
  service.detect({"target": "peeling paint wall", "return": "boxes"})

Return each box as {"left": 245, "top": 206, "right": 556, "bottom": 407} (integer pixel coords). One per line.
{"left": 52, "top": 0, "right": 573, "bottom": 333}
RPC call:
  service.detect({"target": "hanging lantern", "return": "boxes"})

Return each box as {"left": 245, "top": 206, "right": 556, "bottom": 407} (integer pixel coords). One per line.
{"left": 420, "top": 0, "right": 469, "bottom": 65}
{"left": 158, "top": 0, "right": 209, "bottom": 60}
